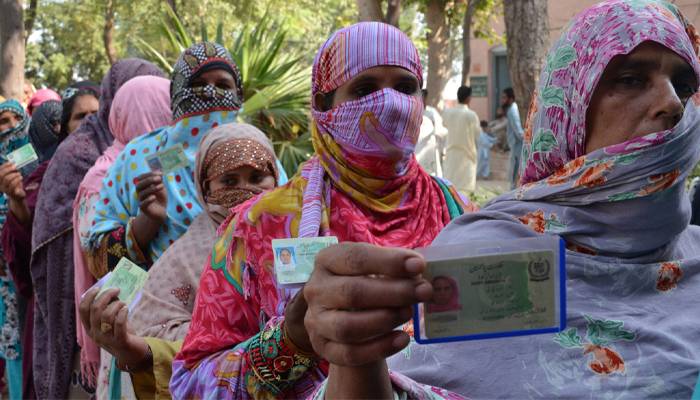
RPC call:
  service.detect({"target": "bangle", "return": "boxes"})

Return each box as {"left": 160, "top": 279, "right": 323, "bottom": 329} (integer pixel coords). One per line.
{"left": 117, "top": 344, "right": 153, "bottom": 373}
{"left": 246, "top": 320, "right": 318, "bottom": 395}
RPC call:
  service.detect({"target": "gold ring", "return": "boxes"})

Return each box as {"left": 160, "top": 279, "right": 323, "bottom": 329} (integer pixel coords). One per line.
{"left": 100, "top": 322, "right": 113, "bottom": 334}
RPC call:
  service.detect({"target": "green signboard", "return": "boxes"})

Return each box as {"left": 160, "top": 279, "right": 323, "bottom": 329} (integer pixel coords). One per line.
{"left": 470, "top": 76, "right": 488, "bottom": 97}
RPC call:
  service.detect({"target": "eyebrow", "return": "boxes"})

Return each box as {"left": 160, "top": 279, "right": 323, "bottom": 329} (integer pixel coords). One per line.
{"left": 618, "top": 55, "right": 695, "bottom": 76}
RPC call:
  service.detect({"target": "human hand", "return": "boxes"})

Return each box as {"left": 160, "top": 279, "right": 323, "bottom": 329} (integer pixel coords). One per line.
{"left": 0, "top": 162, "right": 24, "bottom": 200}
{"left": 136, "top": 171, "right": 167, "bottom": 223}
{"left": 302, "top": 242, "right": 432, "bottom": 367}
{"left": 79, "top": 287, "right": 148, "bottom": 366}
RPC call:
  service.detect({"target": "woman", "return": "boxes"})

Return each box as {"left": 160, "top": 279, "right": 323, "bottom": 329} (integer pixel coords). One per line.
{"left": 303, "top": 1, "right": 700, "bottom": 398}
{"left": 87, "top": 42, "right": 244, "bottom": 272}
{"left": 170, "top": 22, "right": 474, "bottom": 399}
{"left": 31, "top": 59, "right": 165, "bottom": 400}
{"left": 80, "top": 122, "right": 285, "bottom": 399}
{"left": 26, "top": 88, "right": 61, "bottom": 116}
{"left": 60, "top": 81, "right": 100, "bottom": 137}
{"left": 0, "top": 100, "right": 63, "bottom": 400}
{"left": 72, "top": 75, "right": 172, "bottom": 394}
{"left": 0, "top": 98, "right": 31, "bottom": 400}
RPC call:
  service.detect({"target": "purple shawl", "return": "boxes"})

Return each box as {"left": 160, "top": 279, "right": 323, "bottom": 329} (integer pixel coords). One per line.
{"left": 30, "top": 59, "right": 164, "bottom": 399}
{"left": 388, "top": 1, "right": 700, "bottom": 398}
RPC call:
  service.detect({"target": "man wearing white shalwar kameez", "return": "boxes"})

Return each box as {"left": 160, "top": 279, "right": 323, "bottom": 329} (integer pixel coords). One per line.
{"left": 442, "top": 86, "right": 480, "bottom": 192}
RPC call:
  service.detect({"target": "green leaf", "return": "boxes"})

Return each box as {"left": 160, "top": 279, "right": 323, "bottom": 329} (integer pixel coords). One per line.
{"left": 531, "top": 130, "right": 558, "bottom": 153}
{"left": 540, "top": 86, "right": 565, "bottom": 109}
{"left": 553, "top": 328, "right": 584, "bottom": 349}
{"left": 548, "top": 45, "right": 577, "bottom": 71}
{"left": 584, "top": 315, "right": 635, "bottom": 347}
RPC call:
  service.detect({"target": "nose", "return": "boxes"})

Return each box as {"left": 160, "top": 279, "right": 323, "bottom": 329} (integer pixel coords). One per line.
{"left": 651, "top": 78, "right": 684, "bottom": 129}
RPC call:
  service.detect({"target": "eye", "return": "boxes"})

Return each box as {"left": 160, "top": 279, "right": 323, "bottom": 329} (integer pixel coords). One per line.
{"left": 354, "top": 84, "right": 377, "bottom": 98}
{"left": 395, "top": 81, "right": 418, "bottom": 95}
{"left": 222, "top": 175, "right": 239, "bottom": 187}
{"left": 216, "top": 80, "right": 234, "bottom": 90}
{"left": 616, "top": 75, "right": 645, "bottom": 87}
{"left": 673, "top": 81, "right": 697, "bottom": 99}
{"left": 190, "top": 78, "right": 205, "bottom": 88}
{"left": 249, "top": 171, "right": 264, "bottom": 184}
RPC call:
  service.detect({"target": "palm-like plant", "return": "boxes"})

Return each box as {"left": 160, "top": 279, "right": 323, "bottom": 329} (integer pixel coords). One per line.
{"left": 134, "top": 6, "right": 313, "bottom": 176}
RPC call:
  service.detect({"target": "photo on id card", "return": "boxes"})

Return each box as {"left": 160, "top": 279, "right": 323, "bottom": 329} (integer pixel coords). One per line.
{"left": 420, "top": 248, "right": 561, "bottom": 342}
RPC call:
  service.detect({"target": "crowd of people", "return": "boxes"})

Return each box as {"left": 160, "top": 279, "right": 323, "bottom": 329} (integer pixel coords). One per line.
{"left": 0, "top": 0, "right": 697, "bottom": 399}
{"left": 416, "top": 84, "right": 525, "bottom": 192}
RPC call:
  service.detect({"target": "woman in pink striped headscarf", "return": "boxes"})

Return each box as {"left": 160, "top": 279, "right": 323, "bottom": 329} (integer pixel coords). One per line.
{"left": 170, "top": 21, "right": 475, "bottom": 399}
{"left": 71, "top": 75, "right": 171, "bottom": 388}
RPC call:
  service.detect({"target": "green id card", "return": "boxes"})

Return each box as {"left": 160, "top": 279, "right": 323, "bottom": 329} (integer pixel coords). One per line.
{"left": 97, "top": 258, "right": 149, "bottom": 306}
{"left": 272, "top": 236, "right": 339, "bottom": 285}
{"left": 423, "top": 250, "right": 557, "bottom": 339}
{"left": 146, "top": 144, "right": 189, "bottom": 174}
{"left": 7, "top": 143, "right": 38, "bottom": 169}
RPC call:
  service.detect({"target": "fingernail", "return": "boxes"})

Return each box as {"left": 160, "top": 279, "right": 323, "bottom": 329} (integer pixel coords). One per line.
{"left": 404, "top": 257, "right": 424, "bottom": 274}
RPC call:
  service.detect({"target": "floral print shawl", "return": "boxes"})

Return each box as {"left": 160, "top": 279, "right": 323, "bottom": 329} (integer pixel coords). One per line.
{"left": 387, "top": 1, "right": 700, "bottom": 398}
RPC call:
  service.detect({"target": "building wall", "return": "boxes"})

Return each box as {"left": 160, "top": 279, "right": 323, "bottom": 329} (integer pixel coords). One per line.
{"left": 461, "top": 0, "right": 700, "bottom": 121}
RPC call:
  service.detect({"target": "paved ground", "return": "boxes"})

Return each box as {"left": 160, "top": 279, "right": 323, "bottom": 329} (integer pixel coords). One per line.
{"left": 475, "top": 149, "right": 511, "bottom": 196}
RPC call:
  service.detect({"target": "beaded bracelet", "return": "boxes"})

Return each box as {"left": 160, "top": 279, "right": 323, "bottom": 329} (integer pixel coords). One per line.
{"left": 246, "top": 320, "right": 317, "bottom": 395}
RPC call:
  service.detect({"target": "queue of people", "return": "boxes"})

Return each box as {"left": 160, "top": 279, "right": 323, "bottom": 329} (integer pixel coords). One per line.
{"left": 0, "top": 0, "right": 697, "bottom": 399}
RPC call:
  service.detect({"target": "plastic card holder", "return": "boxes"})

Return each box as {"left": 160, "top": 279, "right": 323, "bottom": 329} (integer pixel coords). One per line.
{"left": 413, "top": 236, "right": 566, "bottom": 344}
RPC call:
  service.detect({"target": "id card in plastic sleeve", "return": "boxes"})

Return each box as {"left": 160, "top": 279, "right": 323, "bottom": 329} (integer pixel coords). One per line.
{"left": 272, "top": 236, "right": 338, "bottom": 287}
{"left": 413, "top": 236, "right": 566, "bottom": 344}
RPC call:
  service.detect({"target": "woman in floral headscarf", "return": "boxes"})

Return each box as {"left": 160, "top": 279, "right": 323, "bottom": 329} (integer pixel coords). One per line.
{"left": 170, "top": 22, "right": 473, "bottom": 399}
{"left": 300, "top": 1, "right": 700, "bottom": 398}
{"left": 87, "top": 42, "right": 244, "bottom": 273}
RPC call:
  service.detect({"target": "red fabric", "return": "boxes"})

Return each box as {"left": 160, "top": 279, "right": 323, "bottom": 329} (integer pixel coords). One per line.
{"left": 177, "top": 163, "right": 452, "bottom": 367}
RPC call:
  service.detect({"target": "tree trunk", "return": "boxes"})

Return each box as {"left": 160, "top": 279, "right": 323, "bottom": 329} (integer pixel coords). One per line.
{"left": 503, "top": 0, "right": 549, "bottom": 122}
{"left": 461, "top": 0, "right": 479, "bottom": 86}
{"left": 356, "top": 0, "right": 383, "bottom": 22}
{"left": 386, "top": 0, "right": 401, "bottom": 27}
{"left": 103, "top": 0, "right": 117, "bottom": 65}
{"left": 0, "top": 0, "right": 24, "bottom": 100}
{"left": 24, "top": 0, "right": 38, "bottom": 43}
{"left": 425, "top": 0, "right": 450, "bottom": 108}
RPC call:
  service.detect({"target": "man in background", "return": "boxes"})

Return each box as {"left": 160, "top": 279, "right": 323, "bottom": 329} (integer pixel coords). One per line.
{"left": 443, "top": 86, "right": 480, "bottom": 192}
{"left": 416, "top": 89, "right": 447, "bottom": 177}
{"left": 503, "top": 87, "right": 524, "bottom": 189}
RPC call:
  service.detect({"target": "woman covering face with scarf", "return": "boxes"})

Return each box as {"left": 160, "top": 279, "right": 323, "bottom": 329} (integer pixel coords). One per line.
{"left": 301, "top": 1, "right": 700, "bottom": 398}
{"left": 71, "top": 75, "right": 171, "bottom": 394}
{"left": 79, "top": 123, "right": 283, "bottom": 399}
{"left": 86, "top": 42, "right": 244, "bottom": 273}
{"left": 31, "top": 58, "right": 164, "bottom": 400}
{"left": 170, "top": 22, "right": 473, "bottom": 399}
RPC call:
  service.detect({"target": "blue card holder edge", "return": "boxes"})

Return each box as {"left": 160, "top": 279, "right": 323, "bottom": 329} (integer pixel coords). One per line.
{"left": 412, "top": 237, "right": 567, "bottom": 345}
